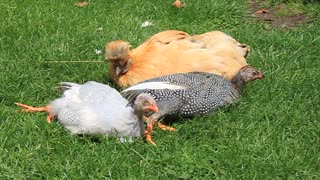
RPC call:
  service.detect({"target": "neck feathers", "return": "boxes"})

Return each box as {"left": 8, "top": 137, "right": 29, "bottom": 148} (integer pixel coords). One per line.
{"left": 231, "top": 70, "right": 246, "bottom": 93}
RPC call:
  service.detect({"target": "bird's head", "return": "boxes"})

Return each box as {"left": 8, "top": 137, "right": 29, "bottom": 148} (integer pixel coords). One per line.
{"left": 134, "top": 93, "right": 159, "bottom": 118}
{"left": 105, "top": 40, "right": 132, "bottom": 76}
{"left": 238, "top": 65, "right": 265, "bottom": 82}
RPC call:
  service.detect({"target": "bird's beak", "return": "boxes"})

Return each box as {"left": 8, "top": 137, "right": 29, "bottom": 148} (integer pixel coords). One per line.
{"left": 256, "top": 72, "right": 265, "bottom": 79}
{"left": 115, "top": 60, "right": 131, "bottom": 76}
{"left": 148, "top": 104, "right": 159, "bottom": 113}
{"left": 116, "top": 66, "right": 128, "bottom": 76}
{"left": 116, "top": 67, "right": 122, "bottom": 76}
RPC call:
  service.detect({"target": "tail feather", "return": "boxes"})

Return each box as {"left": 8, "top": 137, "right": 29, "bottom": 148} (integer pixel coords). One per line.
{"left": 56, "top": 82, "right": 80, "bottom": 92}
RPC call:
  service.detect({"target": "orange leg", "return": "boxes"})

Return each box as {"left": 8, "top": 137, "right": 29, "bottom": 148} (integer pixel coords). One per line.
{"left": 157, "top": 122, "right": 176, "bottom": 132}
{"left": 143, "top": 116, "right": 176, "bottom": 145}
{"left": 15, "top": 103, "right": 54, "bottom": 123}
{"left": 144, "top": 119, "right": 156, "bottom": 146}
{"left": 143, "top": 116, "right": 176, "bottom": 132}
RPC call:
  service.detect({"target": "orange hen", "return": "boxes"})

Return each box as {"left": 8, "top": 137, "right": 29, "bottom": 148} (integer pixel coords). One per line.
{"left": 105, "top": 30, "right": 251, "bottom": 88}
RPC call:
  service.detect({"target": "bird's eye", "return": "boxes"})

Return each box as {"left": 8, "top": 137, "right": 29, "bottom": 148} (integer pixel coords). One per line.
{"left": 142, "top": 100, "right": 149, "bottom": 106}
{"left": 252, "top": 71, "right": 258, "bottom": 76}
{"left": 113, "top": 61, "right": 120, "bottom": 66}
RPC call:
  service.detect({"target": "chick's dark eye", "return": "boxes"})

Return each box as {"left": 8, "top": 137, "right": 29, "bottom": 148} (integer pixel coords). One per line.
{"left": 252, "top": 71, "right": 258, "bottom": 76}
{"left": 142, "top": 100, "right": 149, "bottom": 106}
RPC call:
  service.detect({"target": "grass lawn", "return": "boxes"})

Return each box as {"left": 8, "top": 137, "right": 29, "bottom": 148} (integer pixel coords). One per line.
{"left": 1, "top": 0, "right": 319, "bottom": 178}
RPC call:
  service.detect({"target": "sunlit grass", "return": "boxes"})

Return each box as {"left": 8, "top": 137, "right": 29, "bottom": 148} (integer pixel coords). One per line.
{"left": 0, "top": 0, "right": 319, "bottom": 178}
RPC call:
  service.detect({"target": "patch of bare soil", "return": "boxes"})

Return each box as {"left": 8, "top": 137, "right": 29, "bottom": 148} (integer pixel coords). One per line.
{"left": 248, "top": 1, "right": 310, "bottom": 29}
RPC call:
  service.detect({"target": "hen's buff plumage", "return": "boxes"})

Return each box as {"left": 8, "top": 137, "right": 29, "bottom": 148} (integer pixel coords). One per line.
{"left": 106, "top": 30, "right": 251, "bottom": 88}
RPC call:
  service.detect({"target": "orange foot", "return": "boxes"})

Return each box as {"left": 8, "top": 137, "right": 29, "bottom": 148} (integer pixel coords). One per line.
{"left": 143, "top": 116, "right": 176, "bottom": 132}
{"left": 145, "top": 133, "right": 156, "bottom": 146}
{"left": 157, "top": 122, "right": 176, "bottom": 132}
{"left": 144, "top": 119, "right": 156, "bottom": 146}
{"left": 15, "top": 103, "right": 54, "bottom": 123}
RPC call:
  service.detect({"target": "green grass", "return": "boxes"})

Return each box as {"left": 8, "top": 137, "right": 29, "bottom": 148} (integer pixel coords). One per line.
{"left": 1, "top": 0, "right": 320, "bottom": 179}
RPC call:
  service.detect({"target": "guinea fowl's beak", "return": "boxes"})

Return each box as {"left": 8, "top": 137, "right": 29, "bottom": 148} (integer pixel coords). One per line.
{"left": 256, "top": 72, "right": 265, "bottom": 79}
{"left": 148, "top": 104, "right": 159, "bottom": 113}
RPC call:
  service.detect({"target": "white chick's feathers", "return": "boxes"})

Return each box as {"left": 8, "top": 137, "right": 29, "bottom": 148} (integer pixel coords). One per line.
{"left": 49, "top": 81, "right": 144, "bottom": 138}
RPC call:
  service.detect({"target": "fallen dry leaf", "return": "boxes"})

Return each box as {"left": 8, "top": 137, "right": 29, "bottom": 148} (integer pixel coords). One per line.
{"left": 173, "top": 0, "right": 186, "bottom": 8}
{"left": 74, "top": 1, "right": 90, "bottom": 7}
{"left": 256, "top": 9, "right": 268, "bottom": 14}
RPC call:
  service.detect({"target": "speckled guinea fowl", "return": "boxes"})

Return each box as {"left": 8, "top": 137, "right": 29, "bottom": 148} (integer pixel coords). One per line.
{"left": 16, "top": 81, "right": 159, "bottom": 143}
{"left": 121, "top": 65, "right": 264, "bottom": 121}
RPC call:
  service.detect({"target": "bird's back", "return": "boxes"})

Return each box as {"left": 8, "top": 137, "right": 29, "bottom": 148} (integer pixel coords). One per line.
{"left": 122, "top": 72, "right": 240, "bottom": 117}
{"left": 118, "top": 30, "right": 247, "bottom": 87}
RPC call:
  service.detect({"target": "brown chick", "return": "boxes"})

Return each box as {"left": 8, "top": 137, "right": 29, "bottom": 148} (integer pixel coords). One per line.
{"left": 105, "top": 30, "right": 251, "bottom": 88}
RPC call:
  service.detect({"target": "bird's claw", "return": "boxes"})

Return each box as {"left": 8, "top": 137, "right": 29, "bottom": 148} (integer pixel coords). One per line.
{"left": 145, "top": 133, "right": 156, "bottom": 146}
{"left": 157, "top": 122, "right": 176, "bottom": 132}
{"left": 46, "top": 115, "right": 53, "bottom": 123}
{"left": 15, "top": 103, "right": 39, "bottom": 112}
{"left": 143, "top": 115, "right": 176, "bottom": 131}
{"left": 15, "top": 103, "right": 53, "bottom": 123}
{"left": 143, "top": 116, "right": 176, "bottom": 145}
{"left": 144, "top": 118, "right": 157, "bottom": 146}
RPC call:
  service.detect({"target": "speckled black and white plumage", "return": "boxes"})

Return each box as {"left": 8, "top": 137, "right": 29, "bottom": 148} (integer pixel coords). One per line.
{"left": 121, "top": 72, "right": 241, "bottom": 119}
